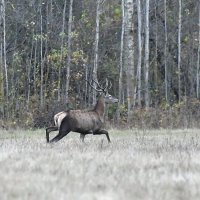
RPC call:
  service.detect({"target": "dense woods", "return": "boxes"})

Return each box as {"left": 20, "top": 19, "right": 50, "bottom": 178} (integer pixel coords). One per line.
{"left": 1, "top": 0, "right": 200, "bottom": 129}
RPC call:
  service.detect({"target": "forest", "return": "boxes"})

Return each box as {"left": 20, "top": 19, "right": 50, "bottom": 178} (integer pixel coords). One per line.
{"left": 0, "top": 0, "right": 200, "bottom": 129}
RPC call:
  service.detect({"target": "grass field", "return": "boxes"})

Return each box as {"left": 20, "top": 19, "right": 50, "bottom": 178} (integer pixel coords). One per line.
{"left": 0, "top": 128, "right": 200, "bottom": 200}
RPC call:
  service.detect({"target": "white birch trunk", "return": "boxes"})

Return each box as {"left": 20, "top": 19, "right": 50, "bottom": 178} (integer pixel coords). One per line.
{"left": 2, "top": 0, "right": 8, "bottom": 102}
{"left": 124, "top": 0, "right": 134, "bottom": 123}
{"left": 197, "top": 3, "right": 200, "bottom": 98}
{"left": 164, "top": 0, "right": 168, "bottom": 103}
{"left": 0, "top": 3, "right": 4, "bottom": 108}
{"left": 137, "top": 0, "right": 142, "bottom": 107}
{"left": 92, "top": 0, "right": 100, "bottom": 105}
{"left": 0, "top": 43, "right": 3, "bottom": 116}
{"left": 40, "top": 4, "right": 44, "bottom": 107}
{"left": 59, "top": 0, "right": 67, "bottom": 102}
{"left": 85, "top": 64, "right": 88, "bottom": 107}
{"left": 144, "top": 0, "right": 149, "bottom": 108}
{"left": 117, "top": 0, "right": 125, "bottom": 123}
{"left": 44, "top": 2, "right": 49, "bottom": 105}
{"left": 27, "top": 40, "right": 34, "bottom": 109}
{"left": 66, "top": 0, "right": 73, "bottom": 103}
{"left": 154, "top": 0, "right": 158, "bottom": 91}
{"left": 178, "top": 0, "right": 182, "bottom": 103}
{"left": 33, "top": 39, "right": 38, "bottom": 95}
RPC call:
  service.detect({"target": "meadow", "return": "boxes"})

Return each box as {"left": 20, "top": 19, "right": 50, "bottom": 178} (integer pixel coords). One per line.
{"left": 0, "top": 128, "right": 200, "bottom": 200}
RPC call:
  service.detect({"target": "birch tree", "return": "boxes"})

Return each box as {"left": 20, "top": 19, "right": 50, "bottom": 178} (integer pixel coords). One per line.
{"left": 0, "top": 2, "right": 3, "bottom": 107}
{"left": 1, "top": 0, "right": 8, "bottom": 103}
{"left": 33, "top": 38, "right": 38, "bottom": 95}
{"left": 154, "top": 0, "right": 158, "bottom": 92}
{"left": 27, "top": 40, "right": 34, "bottom": 109}
{"left": 92, "top": 0, "right": 101, "bottom": 105}
{"left": 66, "top": 0, "right": 73, "bottom": 103}
{"left": 40, "top": 2, "right": 44, "bottom": 107}
{"left": 44, "top": 2, "right": 50, "bottom": 103}
{"left": 164, "top": 0, "right": 168, "bottom": 103}
{"left": 124, "top": 0, "right": 134, "bottom": 122}
{"left": 59, "top": 0, "right": 67, "bottom": 102}
{"left": 117, "top": 0, "right": 125, "bottom": 123}
{"left": 197, "top": 2, "right": 200, "bottom": 98}
{"left": 144, "top": 0, "right": 149, "bottom": 108}
{"left": 137, "top": 0, "right": 142, "bottom": 107}
{"left": 178, "top": 0, "right": 182, "bottom": 103}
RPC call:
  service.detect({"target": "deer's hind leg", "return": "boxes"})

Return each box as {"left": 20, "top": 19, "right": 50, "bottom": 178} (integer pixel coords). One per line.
{"left": 46, "top": 126, "right": 58, "bottom": 143}
{"left": 49, "top": 130, "right": 70, "bottom": 143}
{"left": 94, "top": 130, "right": 111, "bottom": 143}
{"left": 49, "top": 116, "right": 71, "bottom": 143}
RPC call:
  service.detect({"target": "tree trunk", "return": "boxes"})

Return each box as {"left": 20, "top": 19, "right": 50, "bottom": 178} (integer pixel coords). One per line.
{"left": 85, "top": 64, "right": 89, "bottom": 107}
{"left": 137, "top": 0, "right": 142, "bottom": 107}
{"left": 2, "top": 0, "right": 8, "bottom": 104}
{"left": 178, "top": 0, "right": 182, "bottom": 103}
{"left": 0, "top": 43, "right": 4, "bottom": 117}
{"left": 40, "top": 3, "right": 44, "bottom": 107}
{"left": 117, "top": 0, "right": 125, "bottom": 124}
{"left": 59, "top": 0, "right": 67, "bottom": 102}
{"left": 197, "top": 2, "right": 200, "bottom": 98}
{"left": 33, "top": 39, "right": 38, "bottom": 95}
{"left": 124, "top": 0, "right": 135, "bottom": 123}
{"left": 154, "top": 0, "right": 158, "bottom": 94}
{"left": 66, "top": 0, "right": 73, "bottom": 104}
{"left": 144, "top": 0, "right": 150, "bottom": 108}
{"left": 44, "top": 2, "right": 50, "bottom": 105}
{"left": 164, "top": 0, "right": 168, "bottom": 103}
{"left": 0, "top": 3, "right": 4, "bottom": 115}
{"left": 92, "top": 0, "right": 101, "bottom": 105}
{"left": 27, "top": 40, "right": 34, "bottom": 109}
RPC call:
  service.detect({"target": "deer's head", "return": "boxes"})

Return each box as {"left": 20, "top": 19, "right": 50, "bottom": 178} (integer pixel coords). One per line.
{"left": 104, "top": 93, "right": 118, "bottom": 104}
{"left": 87, "top": 78, "right": 118, "bottom": 104}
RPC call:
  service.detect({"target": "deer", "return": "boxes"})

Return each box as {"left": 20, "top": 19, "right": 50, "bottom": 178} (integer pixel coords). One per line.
{"left": 46, "top": 79, "right": 118, "bottom": 143}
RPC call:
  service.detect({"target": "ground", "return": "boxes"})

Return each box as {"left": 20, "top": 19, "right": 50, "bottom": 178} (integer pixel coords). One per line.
{"left": 0, "top": 129, "right": 200, "bottom": 200}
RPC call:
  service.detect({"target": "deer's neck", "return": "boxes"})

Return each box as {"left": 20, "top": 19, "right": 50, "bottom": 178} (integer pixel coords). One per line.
{"left": 94, "top": 95, "right": 105, "bottom": 117}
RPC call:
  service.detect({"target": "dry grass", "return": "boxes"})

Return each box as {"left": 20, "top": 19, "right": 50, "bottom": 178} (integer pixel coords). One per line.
{"left": 0, "top": 128, "right": 200, "bottom": 200}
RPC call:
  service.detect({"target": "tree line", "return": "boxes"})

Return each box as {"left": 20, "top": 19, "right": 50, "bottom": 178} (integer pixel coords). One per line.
{"left": 0, "top": 0, "right": 200, "bottom": 129}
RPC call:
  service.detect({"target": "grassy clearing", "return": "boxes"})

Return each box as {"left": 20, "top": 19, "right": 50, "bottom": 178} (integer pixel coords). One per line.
{"left": 0, "top": 129, "right": 200, "bottom": 200}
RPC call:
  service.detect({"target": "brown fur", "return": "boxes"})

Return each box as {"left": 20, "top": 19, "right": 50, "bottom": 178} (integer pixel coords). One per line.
{"left": 47, "top": 93, "right": 118, "bottom": 143}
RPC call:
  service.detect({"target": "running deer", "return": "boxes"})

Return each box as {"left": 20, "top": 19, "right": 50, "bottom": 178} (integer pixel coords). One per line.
{"left": 46, "top": 79, "right": 118, "bottom": 143}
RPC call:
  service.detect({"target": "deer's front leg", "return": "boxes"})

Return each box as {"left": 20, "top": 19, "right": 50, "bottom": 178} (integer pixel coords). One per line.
{"left": 93, "top": 130, "right": 111, "bottom": 143}
{"left": 80, "top": 134, "right": 85, "bottom": 142}
{"left": 80, "top": 130, "right": 93, "bottom": 143}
